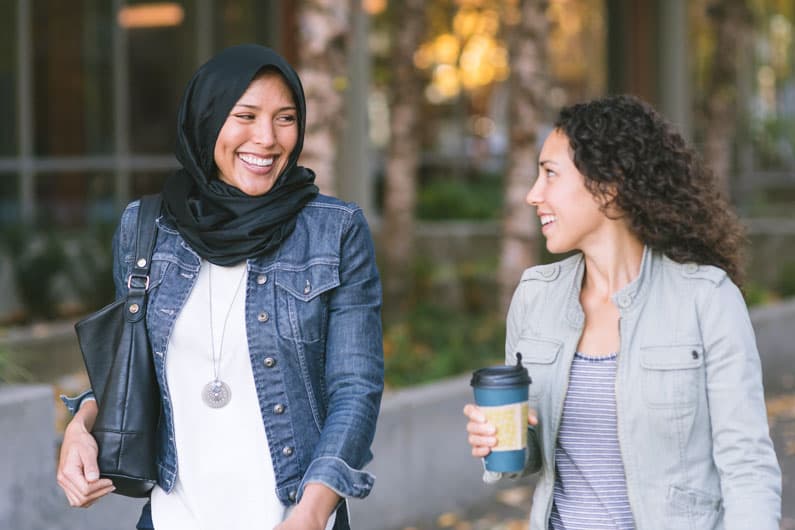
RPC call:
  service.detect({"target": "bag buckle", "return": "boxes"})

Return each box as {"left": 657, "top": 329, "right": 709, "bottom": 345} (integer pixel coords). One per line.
{"left": 127, "top": 273, "right": 150, "bottom": 291}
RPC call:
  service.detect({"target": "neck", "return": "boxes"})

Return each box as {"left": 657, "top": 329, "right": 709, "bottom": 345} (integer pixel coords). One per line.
{"left": 580, "top": 229, "right": 644, "bottom": 300}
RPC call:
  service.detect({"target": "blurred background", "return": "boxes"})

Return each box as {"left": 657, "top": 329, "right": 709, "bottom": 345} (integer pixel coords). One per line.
{"left": 1, "top": 1, "right": 794, "bottom": 529}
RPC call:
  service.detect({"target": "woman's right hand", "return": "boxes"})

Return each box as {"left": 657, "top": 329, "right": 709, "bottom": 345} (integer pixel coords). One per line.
{"left": 464, "top": 403, "right": 539, "bottom": 458}
{"left": 463, "top": 403, "right": 497, "bottom": 457}
{"left": 56, "top": 402, "right": 115, "bottom": 507}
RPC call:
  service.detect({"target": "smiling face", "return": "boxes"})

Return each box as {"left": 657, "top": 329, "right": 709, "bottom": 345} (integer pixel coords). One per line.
{"left": 213, "top": 70, "right": 299, "bottom": 196}
{"left": 526, "top": 129, "right": 614, "bottom": 254}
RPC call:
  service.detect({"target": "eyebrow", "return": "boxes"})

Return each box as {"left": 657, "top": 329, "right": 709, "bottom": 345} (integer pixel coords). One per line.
{"left": 233, "top": 104, "right": 297, "bottom": 112}
{"left": 538, "top": 159, "right": 558, "bottom": 167}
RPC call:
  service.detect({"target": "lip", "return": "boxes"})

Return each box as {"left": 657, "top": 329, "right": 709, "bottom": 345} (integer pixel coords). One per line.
{"left": 237, "top": 152, "right": 278, "bottom": 175}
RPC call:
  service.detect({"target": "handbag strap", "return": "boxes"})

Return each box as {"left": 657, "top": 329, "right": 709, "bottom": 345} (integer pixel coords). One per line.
{"left": 126, "top": 193, "right": 163, "bottom": 324}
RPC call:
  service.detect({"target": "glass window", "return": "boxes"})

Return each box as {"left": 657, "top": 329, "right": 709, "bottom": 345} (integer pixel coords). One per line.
{"left": 216, "top": 0, "right": 281, "bottom": 51}
{"left": 32, "top": 0, "right": 114, "bottom": 156}
{"left": 0, "top": 175, "right": 19, "bottom": 226}
{"left": 127, "top": 0, "right": 197, "bottom": 154}
{"left": 132, "top": 171, "right": 171, "bottom": 198}
{"left": 35, "top": 172, "right": 115, "bottom": 227}
{"left": 0, "top": 1, "right": 17, "bottom": 156}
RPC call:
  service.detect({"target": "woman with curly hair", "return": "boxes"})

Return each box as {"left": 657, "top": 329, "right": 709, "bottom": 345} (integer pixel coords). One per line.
{"left": 464, "top": 95, "right": 781, "bottom": 529}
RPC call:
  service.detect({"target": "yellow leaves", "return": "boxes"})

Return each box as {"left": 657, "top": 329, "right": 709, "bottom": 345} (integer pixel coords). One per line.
{"left": 414, "top": 3, "right": 512, "bottom": 103}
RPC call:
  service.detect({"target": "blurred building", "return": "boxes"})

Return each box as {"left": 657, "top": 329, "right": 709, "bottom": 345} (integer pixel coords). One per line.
{"left": 1, "top": 0, "right": 793, "bottom": 226}
{"left": 1, "top": 0, "right": 295, "bottom": 227}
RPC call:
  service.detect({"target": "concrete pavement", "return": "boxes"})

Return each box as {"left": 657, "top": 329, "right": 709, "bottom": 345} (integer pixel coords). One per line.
{"left": 391, "top": 389, "right": 795, "bottom": 530}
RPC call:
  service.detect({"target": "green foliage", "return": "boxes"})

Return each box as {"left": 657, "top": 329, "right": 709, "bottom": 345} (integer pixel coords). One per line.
{"left": 0, "top": 224, "right": 115, "bottom": 322}
{"left": 751, "top": 115, "right": 795, "bottom": 171}
{"left": 417, "top": 178, "right": 502, "bottom": 220}
{"left": 743, "top": 281, "right": 776, "bottom": 307}
{"left": 777, "top": 261, "right": 795, "bottom": 298}
{"left": 383, "top": 303, "right": 505, "bottom": 388}
{"left": 0, "top": 345, "right": 31, "bottom": 383}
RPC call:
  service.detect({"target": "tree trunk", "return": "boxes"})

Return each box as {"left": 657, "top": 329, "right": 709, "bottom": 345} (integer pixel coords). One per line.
{"left": 702, "top": 0, "right": 752, "bottom": 198}
{"left": 381, "top": 0, "right": 426, "bottom": 322}
{"left": 497, "top": 0, "right": 550, "bottom": 313}
{"left": 295, "top": 0, "right": 350, "bottom": 195}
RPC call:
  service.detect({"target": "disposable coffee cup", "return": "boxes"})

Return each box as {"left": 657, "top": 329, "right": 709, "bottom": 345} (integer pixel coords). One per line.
{"left": 470, "top": 354, "right": 532, "bottom": 473}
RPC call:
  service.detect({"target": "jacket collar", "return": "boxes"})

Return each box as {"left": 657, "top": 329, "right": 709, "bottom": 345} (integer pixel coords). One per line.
{"left": 565, "top": 245, "right": 655, "bottom": 328}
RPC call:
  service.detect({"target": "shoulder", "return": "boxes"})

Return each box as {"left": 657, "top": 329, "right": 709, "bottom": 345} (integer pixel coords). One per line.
{"left": 299, "top": 194, "right": 369, "bottom": 234}
{"left": 303, "top": 194, "right": 361, "bottom": 216}
{"left": 519, "top": 253, "right": 581, "bottom": 284}
{"left": 659, "top": 254, "right": 728, "bottom": 286}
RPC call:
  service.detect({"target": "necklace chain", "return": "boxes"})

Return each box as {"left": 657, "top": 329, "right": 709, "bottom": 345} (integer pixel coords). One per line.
{"left": 208, "top": 263, "right": 247, "bottom": 382}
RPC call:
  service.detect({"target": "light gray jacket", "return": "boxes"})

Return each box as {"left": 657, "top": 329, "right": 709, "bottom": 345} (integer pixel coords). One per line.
{"left": 506, "top": 247, "right": 781, "bottom": 529}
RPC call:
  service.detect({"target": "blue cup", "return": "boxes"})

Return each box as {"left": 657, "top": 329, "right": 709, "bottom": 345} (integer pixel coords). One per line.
{"left": 470, "top": 354, "right": 532, "bottom": 473}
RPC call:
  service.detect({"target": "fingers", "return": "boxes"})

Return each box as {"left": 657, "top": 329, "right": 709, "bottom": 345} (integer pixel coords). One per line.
{"left": 462, "top": 403, "right": 486, "bottom": 423}
{"left": 464, "top": 403, "right": 497, "bottom": 457}
{"left": 528, "top": 407, "right": 539, "bottom": 426}
{"left": 58, "top": 469, "right": 115, "bottom": 507}
{"left": 57, "top": 437, "right": 114, "bottom": 508}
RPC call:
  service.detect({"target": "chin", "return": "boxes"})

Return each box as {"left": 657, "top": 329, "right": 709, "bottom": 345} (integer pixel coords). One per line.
{"left": 545, "top": 239, "right": 575, "bottom": 255}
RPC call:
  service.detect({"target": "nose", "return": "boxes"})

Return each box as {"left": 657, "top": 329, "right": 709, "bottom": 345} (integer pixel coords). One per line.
{"left": 526, "top": 176, "right": 544, "bottom": 206}
{"left": 253, "top": 119, "right": 277, "bottom": 147}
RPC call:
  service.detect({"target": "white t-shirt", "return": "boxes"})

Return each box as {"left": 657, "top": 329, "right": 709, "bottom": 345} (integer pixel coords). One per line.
{"left": 151, "top": 261, "right": 284, "bottom": 529}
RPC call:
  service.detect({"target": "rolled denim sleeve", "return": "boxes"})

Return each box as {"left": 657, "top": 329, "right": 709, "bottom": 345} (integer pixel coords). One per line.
{"left": 701, "top": 279, "right": 781, "bottom": 529}
{"left": 59, "top": 390, "right": 96, "bottom": 415}
{"left": 298, "top": 209, "right": 384, "bottom": 501}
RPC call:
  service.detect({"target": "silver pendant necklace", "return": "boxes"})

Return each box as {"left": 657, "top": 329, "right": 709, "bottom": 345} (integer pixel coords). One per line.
{"left": 202, "top": 263, "right": 247, "bottom": 408}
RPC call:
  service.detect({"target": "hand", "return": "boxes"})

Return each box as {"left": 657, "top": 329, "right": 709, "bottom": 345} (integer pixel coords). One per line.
{"left": 463, "top": 403, "right": 538, "bottom": 458}
{"left": 273, "top": 483, "right": 338, "bottom": 530}
{"left": 274, "top": 508, "right": 326, "bottom": 530}
{"left": 56, "top": 417, "right": 115, "bottom": 507}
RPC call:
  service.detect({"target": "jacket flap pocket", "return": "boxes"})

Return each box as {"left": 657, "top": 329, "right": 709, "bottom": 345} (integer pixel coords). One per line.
{"left": 513, "top": 336, "right": 562, "bottom": 364}
{"left": 275, "top": 262, "right": 340, "bottom": 301}
{"left": 641, "top": 345, "right": 704, "bottom": 370}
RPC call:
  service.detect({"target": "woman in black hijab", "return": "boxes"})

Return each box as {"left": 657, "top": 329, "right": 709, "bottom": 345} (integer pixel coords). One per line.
{"left": 57, "top": 44, "right": 384, "bottom": 530}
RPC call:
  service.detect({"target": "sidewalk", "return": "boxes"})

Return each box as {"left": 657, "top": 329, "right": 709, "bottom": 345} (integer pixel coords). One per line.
{"left": 394, "top": 390, "right": 795, "bottom": 530}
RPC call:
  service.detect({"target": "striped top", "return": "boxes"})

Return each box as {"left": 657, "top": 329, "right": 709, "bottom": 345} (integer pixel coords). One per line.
{"left": 549, "top": 352, "right": 635, "bottom": 530}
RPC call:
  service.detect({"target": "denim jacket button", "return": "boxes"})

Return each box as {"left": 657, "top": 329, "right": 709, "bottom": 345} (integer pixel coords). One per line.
{"left": 256, "top": 274, "right": 267, "bottom": 285}
{"left": 617, "top": 294, "right": 631, "bottom": 308}
{"left": 288, "top": 490, "right": 296, "bottom": 502}
{"left": 282, "top": 446, "right": 294, "bottom": 456}
{"left": 258, "top": 311, "right": 270, "bottom": 322}
{"left": 273, "top": 403, "right": 285, "bottom": 414}
{"left": 264, "top": 357, "right": 276, "bottom": 368}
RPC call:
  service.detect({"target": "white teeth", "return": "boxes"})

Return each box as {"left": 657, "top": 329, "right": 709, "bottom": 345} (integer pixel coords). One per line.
{"left": 540, "top": 215, "right": 556, "bottom": 226}
{"left": 239, "top": 154, "right": 274, "bottom": 167}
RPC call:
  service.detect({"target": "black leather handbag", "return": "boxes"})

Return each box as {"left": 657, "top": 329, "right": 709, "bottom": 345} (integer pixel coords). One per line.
{"left": 74, "top": 194, "right": 162, "bottom": 497}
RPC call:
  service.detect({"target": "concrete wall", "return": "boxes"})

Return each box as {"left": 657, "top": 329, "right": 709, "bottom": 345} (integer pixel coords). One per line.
{"left": 1, "top": 298, "right": 792, "bottom": 530}
{"left": 348, "top": 375, "right": 494, "bottom": 529}
{"left": 752, "top": 297, "right": 795, "bottom": 394}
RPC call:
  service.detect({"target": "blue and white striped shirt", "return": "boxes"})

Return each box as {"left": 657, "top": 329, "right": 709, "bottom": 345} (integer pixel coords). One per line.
{"left": 549, "top": 352, "right": 635, "bottom": 529}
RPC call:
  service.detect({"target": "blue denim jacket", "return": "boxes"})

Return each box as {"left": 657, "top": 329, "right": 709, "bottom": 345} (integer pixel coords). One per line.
{"left": 65, "top": 194, "right": 384, "bottom": 513}
{"left": 505, "top": 248, "right": 781, "bottom": 529}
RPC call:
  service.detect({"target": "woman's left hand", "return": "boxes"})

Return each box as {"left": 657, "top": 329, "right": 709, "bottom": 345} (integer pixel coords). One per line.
{"left": 274, "top": 509, "right": 325, "bottom": 530}
{"left": 273, "top": 483, "right": 339, "bottom": 530}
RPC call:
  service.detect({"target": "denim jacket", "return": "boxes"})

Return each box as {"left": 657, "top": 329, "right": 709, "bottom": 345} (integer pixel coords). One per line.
{"left": 506, "top": 247, "right": 781, "bottom": 530}
{"left": 65, "top": 194, "right": 384, "bottom": 519}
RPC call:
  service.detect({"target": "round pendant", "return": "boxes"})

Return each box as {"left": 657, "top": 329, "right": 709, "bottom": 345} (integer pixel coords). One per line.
{"left": 202, "top": 380, "right": 231, "bottom": 408}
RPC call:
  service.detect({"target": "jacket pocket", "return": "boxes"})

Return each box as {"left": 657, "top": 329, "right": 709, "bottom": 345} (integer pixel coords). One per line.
{"left": 640, "top": 344, "right": 704, "bottom": 408}
{"left": 513, "top": 336, "right": 562, "bottom": 397}
{"left": 666, "top": 485, "right": 723, "bottom": 528}
{"left": 275, "top": 262, "right": 340, "bottom": 343}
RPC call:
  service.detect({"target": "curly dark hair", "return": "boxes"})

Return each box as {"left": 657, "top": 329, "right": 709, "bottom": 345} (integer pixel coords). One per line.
{"left": 554, "top": 94, "right": 746, "bottom": 287}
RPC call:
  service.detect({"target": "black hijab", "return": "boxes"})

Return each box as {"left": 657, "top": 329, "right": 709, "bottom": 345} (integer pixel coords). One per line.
{"left": 162, "top": 44, "right": 318, "bottom": 265}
